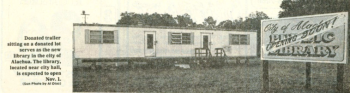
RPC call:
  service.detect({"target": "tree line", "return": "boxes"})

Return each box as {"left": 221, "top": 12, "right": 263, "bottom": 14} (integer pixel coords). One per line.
{"left": 117, "top": 12, "right": 193, "bottom": 27}
{"left": 117, "top": 0, "right": 349, "bottom": 30}
{"left": 116, "top": 11, "right": 270, "bottom": 31}
{"left": 279, "top": 0, "right": 349, "bottom": 27}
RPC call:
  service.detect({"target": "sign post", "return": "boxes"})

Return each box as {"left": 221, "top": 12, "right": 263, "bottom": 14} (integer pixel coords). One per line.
{"left": 305, "top": 62, "right": 311, "bottom": 89}
{"left": 262, "top": 60, "right": 269, "bottom": 92}
{"left": 261, "top": 12, "right": 348, "bottom": 92}
{"left": 337, "top": 64, "right": 344, "bottom": 92}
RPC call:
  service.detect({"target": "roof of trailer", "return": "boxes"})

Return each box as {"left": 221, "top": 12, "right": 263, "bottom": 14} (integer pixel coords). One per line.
{"left": 73, "top": 23, "right": 257, "bottom": 32}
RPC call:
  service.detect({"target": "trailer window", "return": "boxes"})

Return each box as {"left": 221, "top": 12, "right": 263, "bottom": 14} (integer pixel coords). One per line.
{"left": 103, "top": 31, "right": 114, "bottom": 43}
{"left": 229, "top": 34, "right": 249, "bottom": 45}
{"left": 147, "top": 34, "right": 153, "bottom": 49}
{"left": 169, "top": 32, "right": 193, "bottom": 44}
{"left": 86, "top": 30, "right": 118, "bottom": 44}
{"left": 182, "top": 33, "right": 191, "bottom": 44}
{"left": 239, "top": 35, "right": 248, "bottom": 44}
{"left": 90, "top": 31, "right": 102, "bottom": 43}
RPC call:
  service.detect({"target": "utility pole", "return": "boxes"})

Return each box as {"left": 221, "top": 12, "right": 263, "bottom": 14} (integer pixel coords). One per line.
{"left": 81, "top": 10, "right": 89, "bottom": 24}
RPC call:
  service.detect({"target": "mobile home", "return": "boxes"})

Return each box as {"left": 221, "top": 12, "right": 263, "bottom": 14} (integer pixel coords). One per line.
{"left": 73, "top": 23, "right": 257, "bottom": 67}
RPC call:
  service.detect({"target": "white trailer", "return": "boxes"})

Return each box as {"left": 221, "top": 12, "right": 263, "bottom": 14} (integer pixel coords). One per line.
{"left": 73, "top": 23, "right": 257, "bottom": 67}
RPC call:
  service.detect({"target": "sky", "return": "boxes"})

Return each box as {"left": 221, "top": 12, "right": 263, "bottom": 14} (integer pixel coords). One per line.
{"left": 2, "top": 0, "right": 283, "bottom": 25}
{"left": 18, "top": 0, "right": 282, "bottom": 25}
{"left": 77, "top": 0, "right": 284, "bottom": 24}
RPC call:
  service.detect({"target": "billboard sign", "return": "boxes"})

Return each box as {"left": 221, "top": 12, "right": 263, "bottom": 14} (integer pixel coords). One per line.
{"left": 261, "top": 12, "right": 348, "bottom": 63}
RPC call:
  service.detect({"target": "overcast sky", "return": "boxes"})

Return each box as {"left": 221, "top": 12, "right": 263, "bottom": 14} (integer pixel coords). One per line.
{"left": 2, "top": 0, "right": 284, "bottom": 37}
{"left": 72, "top": 0, "right": 284, "bottom": 24}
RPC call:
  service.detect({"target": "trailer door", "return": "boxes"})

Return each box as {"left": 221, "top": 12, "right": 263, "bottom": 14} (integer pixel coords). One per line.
{"left": 201, "top": 33, "right": 211, "bottom": 49}
{"left": 144, "top": 31, "right": 156, "bottom": 57}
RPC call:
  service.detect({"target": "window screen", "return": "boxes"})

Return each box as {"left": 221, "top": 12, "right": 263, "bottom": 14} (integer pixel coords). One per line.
{"left": 169, "top": 32, "right": 193, "bottom": 44}
{"left": 230, "top": 34, "right": 249, "bottom": 45}
{"left": 86, "top": 30, "right": 117, "bottom": 44}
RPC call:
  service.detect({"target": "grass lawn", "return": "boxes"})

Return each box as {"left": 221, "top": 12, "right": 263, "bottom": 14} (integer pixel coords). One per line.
{"left": 73, "top": 58, "right": 349, "bottom": 92}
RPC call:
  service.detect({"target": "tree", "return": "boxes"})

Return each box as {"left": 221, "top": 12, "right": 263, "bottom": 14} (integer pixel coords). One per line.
{"left": 279, "top": 0, "right": 350, "bottom": 29}
{"left": 204, "top": 16, "right": 217, "bottom": 29}
{"left": 196, "top": 24, "right": 205, "bottom": 28}
{"left": 175, "top": 13, "right": 194, "bottom": 27}
{"left": 117, "top": 11, "right": 134, "bottom": 25}
{"left": 244, "top": 11, "right": 270, "bottom": 30}
{"left": 217, "top": 20, "right": 233, "bottom": 29}
{"left": 117, "top": 12, "right": 178, "bottom": 27}
{"left": 160, "top": 13, "right": 177, "bottom": 26}
{"left": 279, "top": 0, "right": 349, "bottom": 19}
{"left": 232, "top": 17, "right": 244, "bottom": 30}
{"left": 149, "top": 12, "right": 162, "bottom": 26}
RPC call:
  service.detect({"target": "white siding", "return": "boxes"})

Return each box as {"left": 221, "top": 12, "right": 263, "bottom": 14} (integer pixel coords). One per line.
{"left": 73, "top": 26, "right": 257, "bottom": 58}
